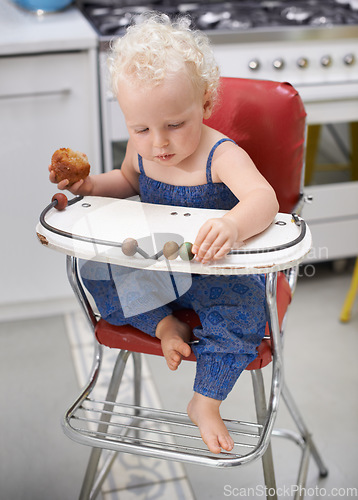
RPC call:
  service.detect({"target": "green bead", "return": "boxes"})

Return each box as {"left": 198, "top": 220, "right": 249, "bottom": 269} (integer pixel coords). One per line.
{"left": 163, "top": 241, "right": 179, "bottom": 260}
{"left": 179, "top": 242, "right": 194, "bottom": 261}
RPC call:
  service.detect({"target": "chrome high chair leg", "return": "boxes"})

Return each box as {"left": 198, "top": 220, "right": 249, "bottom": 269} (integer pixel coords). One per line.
{"left": 133, "top": 352, "right": 143, "bottom": 425}
{"left": 65, "top": 256, "right": 145, "bottom": 499}
{"left": 247, "top": 271, "right": 282, "bottom": 500}
{"left": 66, "top": 256, "right": 97, "bottom": 331}
{"left": 281, "top": 384, "right": 329, "bottom": 482}
{"left": 251, "top": 369, "right": 277, "bottom": 500}
{"left": 79, "top": 349, "right": 131, "bottom": 499}
{"left": 87, "top": 352, "right": 142, "bottom": 500}
{"left": 79, "top": 350, "right": 142, "bottom": 500}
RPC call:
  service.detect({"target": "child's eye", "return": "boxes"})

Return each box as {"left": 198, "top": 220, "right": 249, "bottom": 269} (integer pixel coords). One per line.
{"left": 135, "top": 128, "right": 149, "bottom": 134}
{"left": 169, "top": 122, "right": 184, "bottom": 129}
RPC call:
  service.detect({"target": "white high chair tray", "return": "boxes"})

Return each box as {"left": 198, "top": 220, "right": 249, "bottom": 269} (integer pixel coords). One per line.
{"left": 37, "top": 196, "right": 311, "bottom": 275}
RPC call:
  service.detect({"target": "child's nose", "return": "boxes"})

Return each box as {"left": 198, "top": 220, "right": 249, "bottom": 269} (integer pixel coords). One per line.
{"left": 153, "top": 131, "right": 169, "bottom": 148}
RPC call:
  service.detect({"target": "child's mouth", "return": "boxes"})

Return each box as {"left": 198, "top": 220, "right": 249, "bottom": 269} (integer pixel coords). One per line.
{"left": 157, "top": 154, "right": 174, "bottom": 161}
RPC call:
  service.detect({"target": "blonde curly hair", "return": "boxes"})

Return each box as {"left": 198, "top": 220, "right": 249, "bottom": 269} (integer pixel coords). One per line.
{"left": 108, "top": 12, "right": 220, "bottom": 102}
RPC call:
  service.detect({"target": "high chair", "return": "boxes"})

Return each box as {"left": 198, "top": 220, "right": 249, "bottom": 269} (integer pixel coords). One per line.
{"left": 37, "top": 77, "right": 328, "bottom": 499}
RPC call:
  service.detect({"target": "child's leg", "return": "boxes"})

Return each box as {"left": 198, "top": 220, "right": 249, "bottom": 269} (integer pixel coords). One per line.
{"left": 187, "top": 350, "right": 255, "bottom": 454}
{"left": 80, "top": 260, "right": 173, "bottom": 337}
{"left": 187, "top": 274, "right": 267, "bottom": 453}
{"left": 81, "top": 261, "right": 194, "bottom": 366}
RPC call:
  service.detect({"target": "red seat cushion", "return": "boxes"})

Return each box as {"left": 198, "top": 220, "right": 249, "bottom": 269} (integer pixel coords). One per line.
{"left": 95, "top": 272, "right": 291, "bottom": 371}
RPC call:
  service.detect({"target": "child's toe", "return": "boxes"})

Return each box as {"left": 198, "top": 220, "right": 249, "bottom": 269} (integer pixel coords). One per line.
{"left": 180, "top": 343, "right": 191, "bottom": 358}
{"left": 220, "top": 435, "right": 234, "bottom": 452}
{"left": 203, "top": 433, "right": 222, "bottom": 454}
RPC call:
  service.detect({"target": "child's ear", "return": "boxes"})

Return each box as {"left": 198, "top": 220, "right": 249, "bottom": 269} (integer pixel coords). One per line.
{"left": 202, "top": 91, "right": 214, "bottom": 119}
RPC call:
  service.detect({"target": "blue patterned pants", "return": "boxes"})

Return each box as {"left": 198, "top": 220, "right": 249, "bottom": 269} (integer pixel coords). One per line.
{"left": 80, "top": 261, "right": 267, "bottom": 401}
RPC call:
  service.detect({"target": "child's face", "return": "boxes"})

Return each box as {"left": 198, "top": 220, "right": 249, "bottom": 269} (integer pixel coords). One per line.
{"left": 116, "top": 71, "right": 213, "bottom": 167}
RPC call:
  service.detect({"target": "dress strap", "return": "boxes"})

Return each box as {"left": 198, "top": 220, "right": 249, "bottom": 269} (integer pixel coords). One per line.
{"left": 138, "top": 154, "right": 145, "bottom": 174}
{"left": 206, "top": 138, "right": 237, "bottom": 183}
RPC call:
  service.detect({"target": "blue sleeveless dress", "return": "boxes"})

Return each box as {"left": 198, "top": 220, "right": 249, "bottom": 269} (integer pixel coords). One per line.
{"left": 81, "top": 139, "right": 267, "bottom": 401}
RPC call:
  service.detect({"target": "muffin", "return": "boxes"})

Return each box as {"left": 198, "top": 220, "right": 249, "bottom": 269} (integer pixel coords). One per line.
{"left": 51, "top": 148, "right": 90, "bottom": 186}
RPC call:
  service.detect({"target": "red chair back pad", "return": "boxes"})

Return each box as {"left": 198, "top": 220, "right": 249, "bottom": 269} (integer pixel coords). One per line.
{"left": 95, "top": 273, "right": 291, "bottom": 370}
{"left": 204, "top": 77, "right": 307, "bottom": 214}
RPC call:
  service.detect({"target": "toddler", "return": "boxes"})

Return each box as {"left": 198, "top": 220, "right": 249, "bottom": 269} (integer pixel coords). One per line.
{"left": 49, "top": 13, "right": 278, "bottom": 454}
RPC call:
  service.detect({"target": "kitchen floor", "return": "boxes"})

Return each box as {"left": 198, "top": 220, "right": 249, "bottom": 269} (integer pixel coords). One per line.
{"left": 0, "top": 260, "right": 357, "bottom": 500}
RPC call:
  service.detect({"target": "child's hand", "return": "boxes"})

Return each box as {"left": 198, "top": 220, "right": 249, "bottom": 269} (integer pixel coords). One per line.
{"left": 192, "top": 217, "right": 238, "bottom": 264}
{"left": 48, "top": 165, "right": 93, "bottom": 196}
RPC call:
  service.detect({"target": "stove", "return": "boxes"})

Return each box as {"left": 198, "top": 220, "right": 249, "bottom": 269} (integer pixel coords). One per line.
{"left": 77, "top": 0, "right": 358, "bottom": 46}
{"left": 80, "top": 0, "right": 358, "bottom": 264}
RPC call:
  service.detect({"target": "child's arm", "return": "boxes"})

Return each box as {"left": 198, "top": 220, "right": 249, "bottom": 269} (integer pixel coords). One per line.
{"left": 48, "top": 141, "right": 139, "bottom": 199}
{"left": 192, "top": 143, "right": 279, "bottom": 264}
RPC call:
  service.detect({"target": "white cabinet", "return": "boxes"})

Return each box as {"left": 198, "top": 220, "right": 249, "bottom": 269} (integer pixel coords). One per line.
{"left": 0, "top": 50, "right": 101, "bottom": 320}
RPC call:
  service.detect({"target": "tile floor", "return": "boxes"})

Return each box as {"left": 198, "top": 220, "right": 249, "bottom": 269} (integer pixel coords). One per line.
{"left": 0, "top": 260, "right": 357, "bottom": 499}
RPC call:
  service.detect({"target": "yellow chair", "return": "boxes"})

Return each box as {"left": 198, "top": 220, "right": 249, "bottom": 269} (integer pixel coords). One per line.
{"left": 340, "top": 257, "right": 358, "bottom": 322}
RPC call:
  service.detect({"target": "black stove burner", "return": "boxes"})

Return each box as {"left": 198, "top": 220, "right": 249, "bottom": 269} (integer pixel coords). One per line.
{"left": 77, "top": 0, "right": 358, "bottom": 38}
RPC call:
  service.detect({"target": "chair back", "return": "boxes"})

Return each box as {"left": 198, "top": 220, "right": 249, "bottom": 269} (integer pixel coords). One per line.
{"left": 204, "top": 77, "right": 306, "bottom": 213}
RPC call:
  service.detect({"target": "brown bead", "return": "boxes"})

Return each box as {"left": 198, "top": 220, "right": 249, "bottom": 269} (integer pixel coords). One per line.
{"left": 52, "top": 193, "right": 68, "bottom": 211}
{"left": 121, "top": 238, "right": 138, "bottom": 256}
{"left": 179, "top": 242, "right": 194, "bottom": 261}
{"left": 163, "top": 241, "right": 179, "bottom": 260}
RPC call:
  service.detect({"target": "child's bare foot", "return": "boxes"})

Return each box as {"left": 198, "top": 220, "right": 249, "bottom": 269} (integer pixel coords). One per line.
{"left": 156, "top": 315, "right": 192, "bottom": 371}
{"left": 187, "top": 392, "right": 234, "bottom": 454}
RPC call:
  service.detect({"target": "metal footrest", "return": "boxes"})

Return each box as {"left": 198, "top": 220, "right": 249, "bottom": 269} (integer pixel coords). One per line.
{"left": 64, "top": 397, "right": 267, "bottom": 467}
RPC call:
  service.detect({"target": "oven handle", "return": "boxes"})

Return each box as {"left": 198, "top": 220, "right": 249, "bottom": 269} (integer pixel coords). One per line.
{"left": 298, "top": 82, "right": 358, "bottom": 103}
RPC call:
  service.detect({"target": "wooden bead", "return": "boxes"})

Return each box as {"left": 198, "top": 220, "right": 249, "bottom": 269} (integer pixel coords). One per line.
{"left": 52, "top": 193, "right": 68, "bottom": 211}
{"left": 163, "top": 241, "right": 179, "bottom": 260}
{"left": 121, "top": 238, "right": 138, "bottom": 256}
{"left": 179, "top": 242, "right": 194, "bottom": 261}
